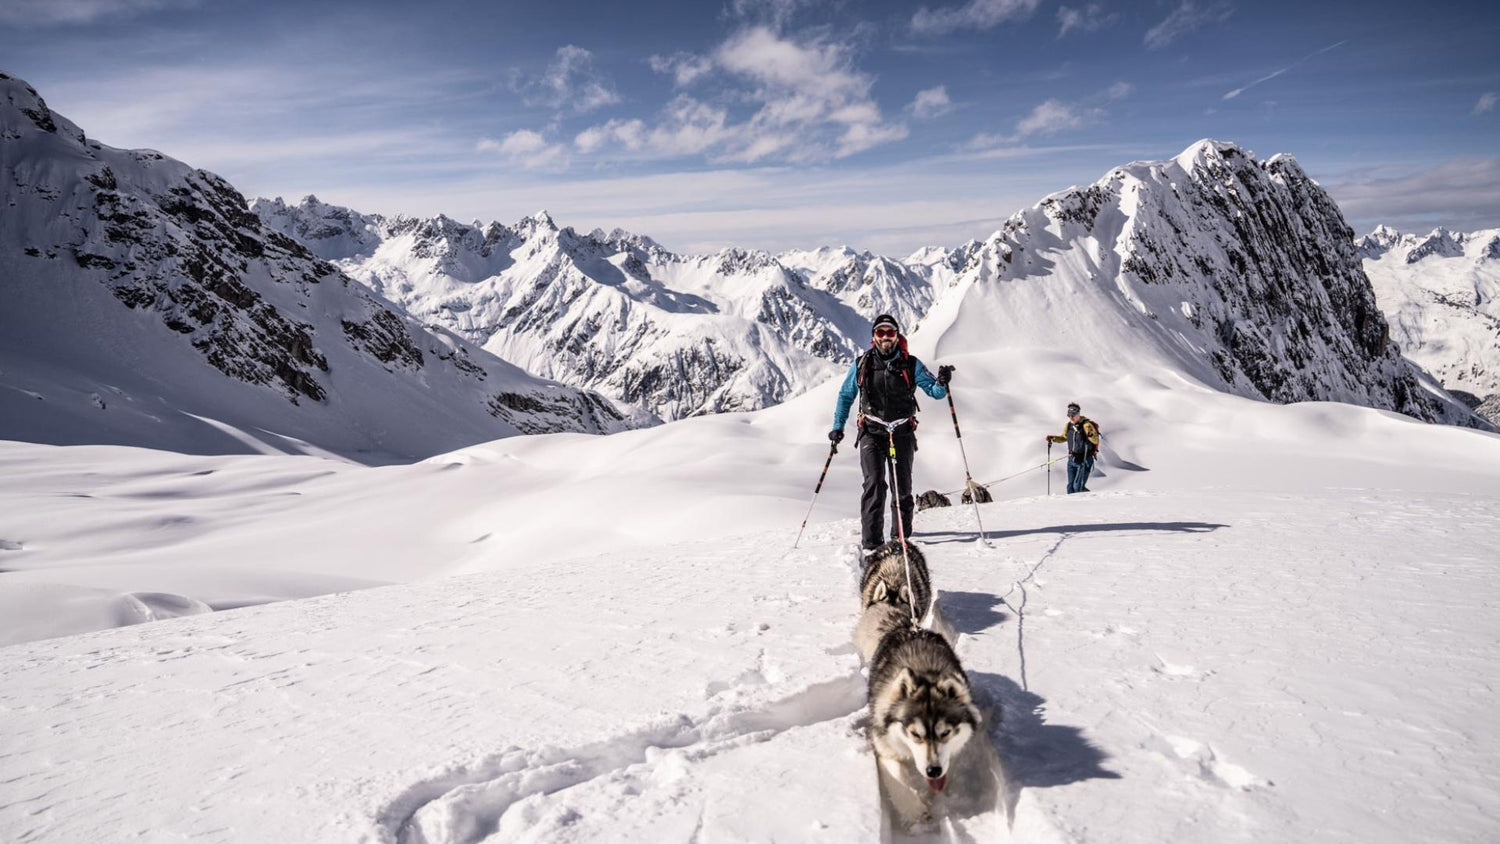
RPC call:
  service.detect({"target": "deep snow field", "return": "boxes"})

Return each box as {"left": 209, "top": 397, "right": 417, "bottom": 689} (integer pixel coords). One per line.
{"left": 4, "top": 333, "right": 1500, "bottom": 842}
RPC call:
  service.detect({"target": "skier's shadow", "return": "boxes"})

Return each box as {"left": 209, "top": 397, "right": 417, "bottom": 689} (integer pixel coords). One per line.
{"left": 937, "top": 590, "right": 1009, "bottom": 635}
{"left": 968, "top": 670, "right": 1120, "bottom": 821}
{"left": 920, "top": 520, "right": 1228, "bottom": 546}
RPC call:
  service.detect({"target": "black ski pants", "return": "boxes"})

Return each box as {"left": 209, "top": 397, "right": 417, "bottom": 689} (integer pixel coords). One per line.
{"left": 858, "top": 424, "right": 915, "bottom": 550}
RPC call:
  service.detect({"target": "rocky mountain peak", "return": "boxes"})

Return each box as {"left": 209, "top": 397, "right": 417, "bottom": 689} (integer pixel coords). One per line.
{"left": 949, "top": 140, "right": 1482, "bottom": 428}
{"left": 0, "top": 71, "right": 642, "bottom": 460}
{"left": 1406, "top": 228, "right": 1466, "bottom": 264}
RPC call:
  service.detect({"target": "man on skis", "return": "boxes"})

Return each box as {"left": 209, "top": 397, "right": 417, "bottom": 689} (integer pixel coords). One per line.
{"left": 829, "top": 314, "right": 952, "bottom": 552}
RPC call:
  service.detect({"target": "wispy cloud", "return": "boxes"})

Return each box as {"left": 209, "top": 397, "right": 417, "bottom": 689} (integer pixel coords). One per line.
{"left": 1474, "top": 92, "right": 1497, "bottom": 115}
{"left": 1324, "top": 157, "right": 1500, "bottom": 233}
{"left": 1223, "top": 40, "right": 1346, "bottom": 100}
{"left": 726, "top": 0, "right": 819, "bottom": 28}
{"left": 477, "top": 130, "right": 568, "bottom": 170}
{"left": 509, "top": 45, "right": 620, "bottom": 115}
{"left": 971, "top": 81, "right": 1132, "bottom": 146}
{"left": 577, "top": 25, "right": 907, "bottom": 164}
{"left": 1144, "top": 1, "right": 1233, "bottom": 50}
{"left": 910, "top": 0, "right": 1041, "bottom": 36}
{"left": 1057, "top": 3, "right": 1118, "bottom": 38}
{"left": 0, "top": 0, "right": 198, "bottom": 26}
{"left": 909, "top": 86, "right": 954, "bottom": 119}
{"left": 649, "top": 52, "right": 714, "bottom": 88}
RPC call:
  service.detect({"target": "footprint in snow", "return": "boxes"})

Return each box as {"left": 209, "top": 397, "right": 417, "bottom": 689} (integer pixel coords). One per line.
{"left": 1162, "top": 735, "right": 1271, "bottom": 790}
{"left": 377, "top": 672, "right": 868, "bottom": 844}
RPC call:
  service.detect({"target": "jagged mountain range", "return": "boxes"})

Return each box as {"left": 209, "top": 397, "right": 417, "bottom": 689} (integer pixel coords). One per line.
{"left": 929, "top": 140, "right": 1484, "bottom": 429}
{"left": 0, "top": 71, "right": 642, "bottom": 463}
{"left": 252, "top": 197, "right": 945, "bottom": 421}
{"left": 2, "top": 66, "right": 1489, "bottom": 463}
{"left": 1358, "top": 225, "right": 1500, "bottom": 423}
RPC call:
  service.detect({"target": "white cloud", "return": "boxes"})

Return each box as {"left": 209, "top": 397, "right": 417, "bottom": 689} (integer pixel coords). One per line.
{"left": 649, "top": 52, "right": 714, "bottom": 87}
{"left": 581, "top": 26, "right": 906, "bottom": 164}
{"left": 1144, "top": 1, "right": 1233, "bottom": 50}
{"left": 910, "top": 86, "right": 954, "bottom": 119}
{"left": 967, "top": 81, "right": 1130, "bottom": 146}
{"left": 727, "top": 0, "right": 818, "bottom": 28}
{"left": 510, "top": 45, "right": 620, "bottom": 114}
{"left": 911, "top": 0, "right": 1041, "bottom": 36}
{"left": 1057, "top": 4, "right": 1118, "bottom": 38}
{"left": 1474, "top": 92, "right": 1497, "bottom": 115}
{"left": 1015, "top": 100, "right": 1090, "bottom": 137}
{"left": 478, "top": 130, "right": 567, "bottom": 170}
{"left": 0, "top": 0, "right": 198, "bottom": 26}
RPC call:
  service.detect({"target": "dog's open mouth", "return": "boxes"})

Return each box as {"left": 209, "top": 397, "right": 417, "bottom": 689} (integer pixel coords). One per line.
{"left": 925, "top": 774, "right": 948, "bottom": 792}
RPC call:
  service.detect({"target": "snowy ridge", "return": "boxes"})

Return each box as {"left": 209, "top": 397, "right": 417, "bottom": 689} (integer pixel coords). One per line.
{"left": 1358, "top": 225, "right": 1500, "bottom": 422}
{"left": 929, "top": 139, "right": 1483, "bottom": 428}
{"left": 0, "top": 72, "right": 644, "bottom": 461}
{"left": 254, "top": 198, "right": 938, "bottom": 421}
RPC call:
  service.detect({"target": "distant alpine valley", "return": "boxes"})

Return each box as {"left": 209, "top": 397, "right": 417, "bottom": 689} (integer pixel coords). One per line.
{"left": 1359, "top": 225, "right": 1500, "bottom": 424}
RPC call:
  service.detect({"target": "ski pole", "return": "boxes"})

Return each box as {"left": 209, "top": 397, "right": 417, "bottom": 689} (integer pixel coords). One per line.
{"left": 793, "top": 441, "right": 839, "bottom": 549}
{"left": 1047, "top": 441, "right": 1052, "bottom": 496}
{"left": 945, "top": 388, "right": 990, "bottom": 546}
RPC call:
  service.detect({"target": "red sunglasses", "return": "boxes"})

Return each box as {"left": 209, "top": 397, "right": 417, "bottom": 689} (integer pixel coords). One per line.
{"left": 873, "top": 327, "right": 898, "bottom": 338}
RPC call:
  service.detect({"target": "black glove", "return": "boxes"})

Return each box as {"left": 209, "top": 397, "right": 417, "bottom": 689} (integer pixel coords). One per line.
{"left": 937, "top": 365, "right": 954, "bottom": 386}
{"left": 829, "top": 429, "right": 844, "bottom": 444}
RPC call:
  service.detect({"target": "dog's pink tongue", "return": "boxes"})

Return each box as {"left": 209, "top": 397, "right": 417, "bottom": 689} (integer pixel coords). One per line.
{"left": 926, "top": 774, "right": 948, "bottom": 792}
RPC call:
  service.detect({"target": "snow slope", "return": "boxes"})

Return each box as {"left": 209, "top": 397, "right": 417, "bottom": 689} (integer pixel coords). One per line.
{"left": 1359, "top": 225, "right": 1500, "bottom": 421}
{"left": 5, "top": 218, "right": 1500, "bottom": 840}
{"left": 0, "top": 72, "right": 641, "bottom": 463}
{"left": 3, "top": 449, "right": 1498, "bottom": 843}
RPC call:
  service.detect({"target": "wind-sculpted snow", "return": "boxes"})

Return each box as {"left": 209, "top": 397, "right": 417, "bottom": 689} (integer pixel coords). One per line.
{"left": 0, "top": 72, "right": 641, "bottom": 460}
{"left": 1359, "top": 225, "right": 1500, "bottom": 424}
{"left": 256, "top": 200, "right": 937, "bottom": 421}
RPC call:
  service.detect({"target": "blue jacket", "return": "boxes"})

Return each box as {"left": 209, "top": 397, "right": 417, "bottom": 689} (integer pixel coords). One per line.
{"left": 831, "top": 351, "right": 946, "bottom": 431}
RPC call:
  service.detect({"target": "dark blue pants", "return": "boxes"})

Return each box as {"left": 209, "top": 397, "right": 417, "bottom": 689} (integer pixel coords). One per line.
{"left": 1067, "top": 453, "right": 1094, "bottom": 494}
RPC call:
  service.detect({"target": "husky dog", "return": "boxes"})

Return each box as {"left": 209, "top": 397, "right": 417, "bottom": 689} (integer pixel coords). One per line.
{"left": 860, "top": 540, "right": 931, "bottom": 621}
{"left": 853, "top": 602, "right": 908, "bottom": 663}
{"left": 916, "top": 489, "right": 952, "bottom": 510}
{"left": 867, "top": 625, "right": 982, "bottom": 827}
{"left": 960, "top": 481, "right": 993, "bottom": 504}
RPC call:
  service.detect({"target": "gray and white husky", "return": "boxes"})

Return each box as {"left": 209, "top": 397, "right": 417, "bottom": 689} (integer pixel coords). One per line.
{"left": 860, "top": 540, "right": 931, "bottom": 620}
{"left": 867, "top": 625, "right": 983, "bottom": 828}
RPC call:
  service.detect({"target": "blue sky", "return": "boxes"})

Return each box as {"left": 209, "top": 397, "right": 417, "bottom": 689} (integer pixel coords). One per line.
{"left": 2, "top": 0, "right": 1497, "bottom": 254}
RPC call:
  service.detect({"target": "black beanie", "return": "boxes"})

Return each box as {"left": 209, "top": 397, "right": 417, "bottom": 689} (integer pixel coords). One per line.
{"left": 871, "top": 314, "right": 900, "bottom": 333}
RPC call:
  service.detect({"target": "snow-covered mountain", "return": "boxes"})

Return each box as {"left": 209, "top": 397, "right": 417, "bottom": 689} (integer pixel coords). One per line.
{"left": 254, "top": 198, "right": 940, "bottom": 421}
{"left": 259, "top": 141, "right": 1481, "bottom": 431}
{"left": 930, "top": 140, "right": 1483, "bottom": 428}
{"left": 1358, "top": 225, "right": 1500, "bottom": 423}
{"left": 0, "top": 72, "right": 642, "bottom": 462}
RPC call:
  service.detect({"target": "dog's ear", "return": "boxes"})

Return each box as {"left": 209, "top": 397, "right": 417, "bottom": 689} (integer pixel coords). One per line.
{"left": 871, "top": 580, "right": 889, "bottom": 603}
{"left": 935, "top": 676, "right": 970, "bottom": 702}
{"left": 897, "top": 667, "right": 920, "bottom": 699}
